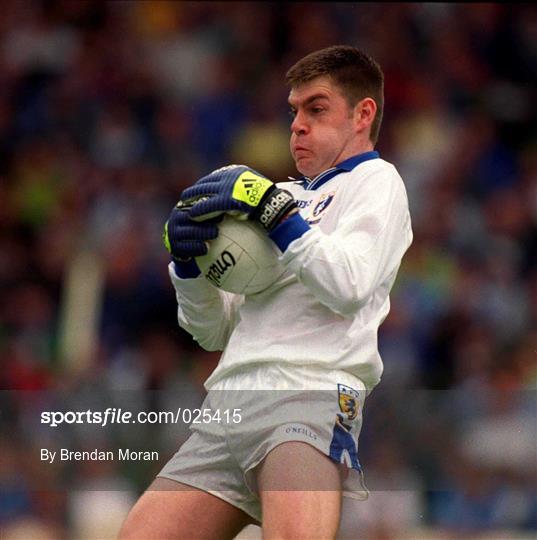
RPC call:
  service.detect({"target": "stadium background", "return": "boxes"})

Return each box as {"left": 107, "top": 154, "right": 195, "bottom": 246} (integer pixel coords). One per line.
{"left": 0, "top": 2, "right": 535, "bottom": 539}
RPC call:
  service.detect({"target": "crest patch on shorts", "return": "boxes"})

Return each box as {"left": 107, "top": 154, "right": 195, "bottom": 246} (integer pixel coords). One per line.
{"left": 330, "top": 384, "right": 362, "bottom": 471}
{"left": 337, "top": 383, "right": 360, "bottom": 421}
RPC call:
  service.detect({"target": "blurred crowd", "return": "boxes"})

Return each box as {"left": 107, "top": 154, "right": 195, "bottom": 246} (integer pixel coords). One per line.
{"left": 0, "top": 2, "right": 535, "bottom": 538}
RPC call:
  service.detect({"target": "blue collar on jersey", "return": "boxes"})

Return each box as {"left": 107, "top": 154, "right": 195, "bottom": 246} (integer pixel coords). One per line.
{"left": 298, "top": 150, "right": 379, "bottom": 191}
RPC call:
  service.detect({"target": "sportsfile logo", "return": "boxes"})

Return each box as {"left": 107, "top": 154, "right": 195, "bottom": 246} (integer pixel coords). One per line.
{"left": 205, "top": 250, "right": 236, "bottom": 287}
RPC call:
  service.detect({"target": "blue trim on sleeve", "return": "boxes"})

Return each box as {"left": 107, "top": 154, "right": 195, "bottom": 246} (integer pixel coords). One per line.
{"left": 269, "top": 212, "right": 311, "bottom": 252}
{"left": 173, "top": 259, "right": 201, "bottom": 279}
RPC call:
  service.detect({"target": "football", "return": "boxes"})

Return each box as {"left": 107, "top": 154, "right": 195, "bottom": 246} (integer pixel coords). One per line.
{"left": 195, "top": 215, "right": 286, "bottom": 295}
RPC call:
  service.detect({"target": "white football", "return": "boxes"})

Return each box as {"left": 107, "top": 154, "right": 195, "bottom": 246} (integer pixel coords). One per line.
{"left": 195, "top": 215, "right": 286, "bottom": 295}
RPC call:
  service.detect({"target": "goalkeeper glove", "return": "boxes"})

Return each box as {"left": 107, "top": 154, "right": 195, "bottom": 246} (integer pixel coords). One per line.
{"left": 179, "top": 165, "right": 297, "bottom": 232}
{"left": 163, "top": 204, "right": 219, "bottom": 277}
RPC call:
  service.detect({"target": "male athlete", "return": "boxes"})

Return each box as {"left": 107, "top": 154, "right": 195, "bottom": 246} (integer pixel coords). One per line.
{"left": 120, "top": 45, "right": 412, "bottom": 539}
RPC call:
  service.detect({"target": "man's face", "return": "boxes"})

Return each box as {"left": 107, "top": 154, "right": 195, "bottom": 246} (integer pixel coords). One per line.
{"left": 288, "top": 76, "right": 358, "bottom": 178}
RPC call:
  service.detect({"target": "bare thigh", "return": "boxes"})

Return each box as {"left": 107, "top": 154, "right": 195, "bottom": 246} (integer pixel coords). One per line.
{"left": 119, "top": 477, "right": 256, "bottom": 540}
{"left": 256, "top": 442, "right": 343, "bottom": 540}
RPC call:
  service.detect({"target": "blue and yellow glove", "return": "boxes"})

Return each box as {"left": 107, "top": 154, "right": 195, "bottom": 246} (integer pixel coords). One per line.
{"left": 163, "top": 203, "right": 219, "bottom": 278}
{"left": 179, "top": 165, "right": 297, "bottom": 232}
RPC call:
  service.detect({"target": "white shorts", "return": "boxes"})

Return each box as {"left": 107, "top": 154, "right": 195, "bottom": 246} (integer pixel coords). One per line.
{"left": 157, "top": 363, "right": 369, "bottom": 522}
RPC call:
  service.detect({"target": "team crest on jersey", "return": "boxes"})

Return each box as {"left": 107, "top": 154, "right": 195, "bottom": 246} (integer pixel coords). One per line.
{"left": 307, "top": 191, "right": 336, "bottom": 224}
{"left": 337, "top": 384, "right": 360, "bottom": 420}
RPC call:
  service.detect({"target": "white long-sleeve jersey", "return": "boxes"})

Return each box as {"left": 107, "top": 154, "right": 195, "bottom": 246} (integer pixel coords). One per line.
{"left": 169, "top": 152, "right": 413, "bottom": 391}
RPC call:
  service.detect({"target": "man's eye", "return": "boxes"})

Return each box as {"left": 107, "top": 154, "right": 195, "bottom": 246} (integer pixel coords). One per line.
{"left": 311, "top": 107, "right": 324, "bottom": 114}
{"left": 288, "top": 109, "right": 297, "bottom": 118}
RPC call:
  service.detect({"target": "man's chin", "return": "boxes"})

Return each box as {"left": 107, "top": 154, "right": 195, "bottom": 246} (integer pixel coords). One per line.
{"left": 295, "top": 159, "right": 319, "bottom": 179}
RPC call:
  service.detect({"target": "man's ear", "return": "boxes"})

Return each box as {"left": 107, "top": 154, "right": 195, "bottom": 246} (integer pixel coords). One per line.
{"left": 353, "top": 98, "right": 377, "bottom": 134}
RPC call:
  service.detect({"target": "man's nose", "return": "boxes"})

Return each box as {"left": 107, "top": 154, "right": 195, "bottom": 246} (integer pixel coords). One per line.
{"left": 291, "top": 110, "right": 308, "bottom": 135}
